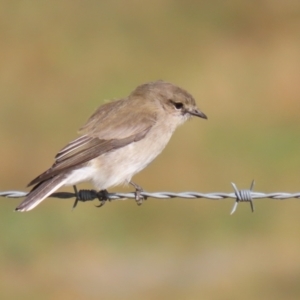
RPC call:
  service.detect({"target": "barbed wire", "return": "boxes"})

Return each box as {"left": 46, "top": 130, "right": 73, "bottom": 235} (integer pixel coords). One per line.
{"left": 1, "top": 181, "right": 300, "bottom": 214}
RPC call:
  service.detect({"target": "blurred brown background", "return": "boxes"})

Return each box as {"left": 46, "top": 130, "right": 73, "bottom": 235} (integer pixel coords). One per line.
{"left": 1, "top": 1, "right": 300, "bottom": 299}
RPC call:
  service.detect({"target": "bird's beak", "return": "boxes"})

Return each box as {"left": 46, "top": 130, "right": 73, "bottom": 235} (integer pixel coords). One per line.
{"left": 188, "top": 109, "right": 208, "bottom": 119}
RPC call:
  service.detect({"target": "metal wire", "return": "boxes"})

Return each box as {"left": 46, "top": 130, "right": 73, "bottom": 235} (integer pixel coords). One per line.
{"left": 1, "top": 181, "right": 300, "bottom": 213}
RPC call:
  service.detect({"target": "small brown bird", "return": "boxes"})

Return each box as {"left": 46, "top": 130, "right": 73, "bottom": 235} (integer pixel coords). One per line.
{"left": 16, "top": 80, "right": 207, "bottom": 211}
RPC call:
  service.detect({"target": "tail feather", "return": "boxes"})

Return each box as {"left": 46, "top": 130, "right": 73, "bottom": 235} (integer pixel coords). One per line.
{"left": 16, "top": 175, "right": 67, "bottom": 212}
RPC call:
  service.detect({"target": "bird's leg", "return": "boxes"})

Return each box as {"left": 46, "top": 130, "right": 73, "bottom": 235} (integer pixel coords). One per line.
{"left": 95, "top": 189, "right": 110, "bottom": 208}
{"left": 129, "top": 181, "right": 147, "bottom": 205}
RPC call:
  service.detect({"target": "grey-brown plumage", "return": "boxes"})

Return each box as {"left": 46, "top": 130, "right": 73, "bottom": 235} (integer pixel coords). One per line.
{"left": 16, "top": 80, "right": 207, "bottom": 212}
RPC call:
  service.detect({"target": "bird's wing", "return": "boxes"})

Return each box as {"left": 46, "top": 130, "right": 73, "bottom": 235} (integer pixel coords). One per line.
{"left": 28, "top": 98, "right": 157, "bottom": 186}
{"left": 78, "top": 97, "right": 158, "bottom": 139}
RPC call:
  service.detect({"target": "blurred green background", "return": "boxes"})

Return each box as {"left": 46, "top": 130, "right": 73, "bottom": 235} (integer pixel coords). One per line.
{"left": 1, "top": 1, "right": 300, "bottom": 299}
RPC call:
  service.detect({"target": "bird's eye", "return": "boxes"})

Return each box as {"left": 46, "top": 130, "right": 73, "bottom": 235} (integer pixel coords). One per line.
{"left": 173, "top": 102, "right": 183, "bottom": 110}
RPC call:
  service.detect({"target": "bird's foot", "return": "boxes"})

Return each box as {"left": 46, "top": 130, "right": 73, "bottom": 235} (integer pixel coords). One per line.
{"left": 129, "top": 181, "right": 147, "bottom": 205}
{"left": 95, "top": 189, "right": 110, "bottom": 208}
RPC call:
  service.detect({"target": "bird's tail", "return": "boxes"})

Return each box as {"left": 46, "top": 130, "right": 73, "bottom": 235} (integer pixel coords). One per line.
{"left": 15, "top": 174, "right": 67, "bottom": 212}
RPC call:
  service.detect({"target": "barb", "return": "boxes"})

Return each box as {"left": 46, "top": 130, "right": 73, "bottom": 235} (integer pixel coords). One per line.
{"left": 230, "top": 180, "right": 255, "bottom": 215}
{"left": 1, "top": 181, "right": 300, "bottom": 214}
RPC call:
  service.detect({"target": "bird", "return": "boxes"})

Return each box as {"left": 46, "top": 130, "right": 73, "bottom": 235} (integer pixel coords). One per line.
{"left": 15, "top": 80, "right": 207, "bottom": 211}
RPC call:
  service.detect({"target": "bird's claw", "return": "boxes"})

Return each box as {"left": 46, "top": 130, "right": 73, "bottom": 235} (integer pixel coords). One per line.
{"left": 95, "top": 189, "right": 110, "bottom": 208}
{"left": 130, "top": 181, "right": 147, "bottom": 205}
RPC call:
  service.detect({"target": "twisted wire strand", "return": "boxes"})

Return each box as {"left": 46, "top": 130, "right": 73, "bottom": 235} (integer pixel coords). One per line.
{"left": 1, "top": 190, "right": 300, "bottom": 200}
{"left": 1, "top": 181, "right": 300, "bottom": 214}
